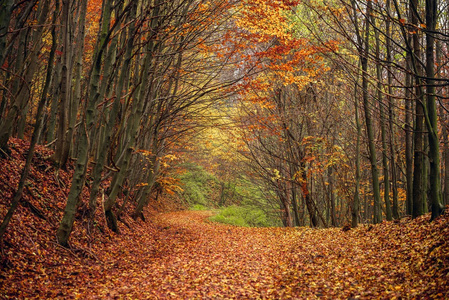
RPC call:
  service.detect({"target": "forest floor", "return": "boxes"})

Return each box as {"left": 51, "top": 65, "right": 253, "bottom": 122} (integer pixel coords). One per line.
{"left": 1, "top": 138, "right": 449, "bottom": 299}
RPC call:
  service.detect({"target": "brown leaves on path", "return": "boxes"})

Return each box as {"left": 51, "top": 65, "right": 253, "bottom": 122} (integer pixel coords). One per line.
{"left": 142, "top": 211, "right": 449, "bottom": 299}
{"left": 2, "top": 209, "right": 449, "bottom": 299}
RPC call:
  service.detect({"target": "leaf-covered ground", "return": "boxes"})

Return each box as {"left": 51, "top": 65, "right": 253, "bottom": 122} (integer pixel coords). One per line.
{"left": 1, "top": 138, "right": 449, "bottom": 299}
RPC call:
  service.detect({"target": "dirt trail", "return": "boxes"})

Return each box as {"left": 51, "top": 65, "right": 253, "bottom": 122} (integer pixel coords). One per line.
{"left": 2, "top": 210, "right": 448, "bottom": 299}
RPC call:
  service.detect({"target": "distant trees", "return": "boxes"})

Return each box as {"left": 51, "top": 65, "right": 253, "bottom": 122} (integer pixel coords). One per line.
{"left": 223, "top": 0, "right": 447, "bottom": 227}
{"left": 311, "top": 0, "right": 446, "bottom": 223}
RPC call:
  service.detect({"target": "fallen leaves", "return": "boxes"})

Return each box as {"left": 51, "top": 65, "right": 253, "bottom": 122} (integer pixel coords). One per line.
{"left": 4, "top": 209, "right": 448, "bottom": 299}
{"left": 1, "top": 138, "right": 448, "bottom": 298}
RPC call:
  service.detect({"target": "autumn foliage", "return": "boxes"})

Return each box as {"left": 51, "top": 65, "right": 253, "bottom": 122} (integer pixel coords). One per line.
{"left": 1, "top": 0, "right": 449, "bottom": 297}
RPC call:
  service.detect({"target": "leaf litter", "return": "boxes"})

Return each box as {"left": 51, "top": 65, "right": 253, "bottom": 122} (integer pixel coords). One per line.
{"left": 1, "top": 138, "right": 448, "bottom": 299}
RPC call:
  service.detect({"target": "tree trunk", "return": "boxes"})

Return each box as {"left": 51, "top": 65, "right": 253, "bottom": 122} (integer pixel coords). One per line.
{"left": 386, "top": 0, "right": 399, "bottom": 219}
{"left": 328, "top": 167, "right": 337, "bottom": 226}
{"left": 373, "top": 13, "right": 392, "bottom": 221}
{"left": 52, "top": 0, "right": 73, "bottom": 169}
{"left": 352, "top": 78, "right": 361, "bottom": 228}
{"left": 104, "top": 0, "right": 161, "bottom": 221}
{"left": 301, "top": 163, "right": 318, "bottom": 227}
{"left": 437, "top": 39, "right": 449, "bottom": 206}
{"left": 291, "top": 185, "right": 301, "bottom": 227}
{"left": 362, "top": 0, "right": 382, "bottom": 224}
{"left": 57, "top": 0, "right": 115, "bottom": 246}
{"left": 350, "top": 3, "right": 362, "bottom": 227}
{"left": 442, "top": 120, "right": 449, "bottom": 205}
{"left": 90, "top": 1, "right": 136, "bottom": 219}
{"left": 66, "top": 0, "right": 88, "bottom": 161}
{"left": 405, "top": 68, "right": 414, "bottom": 216}
{"left": 409, "top": 0, "right": 426, "bottom": 218}
{"left": 425, "top": 0, "right": 444, "bottom": 220}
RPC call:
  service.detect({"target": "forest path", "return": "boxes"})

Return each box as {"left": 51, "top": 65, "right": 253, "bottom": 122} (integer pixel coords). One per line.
{"left": 2, "top": 210, "right": 447, "bottom": 299}
{"left": 78, "top": 210, "right": 442, "bottom": 299}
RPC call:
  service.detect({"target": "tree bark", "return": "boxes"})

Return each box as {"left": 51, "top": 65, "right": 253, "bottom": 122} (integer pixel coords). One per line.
{"left": 362, "top": 0, "right": 382, "bottom": 224}
{"left": 373, "top": 11, "right": 392, "bottom": 221}
{"left": 386, "top": 0, "right": 400, "bottom": 219}
{"left": 405, "top": 67, "right": 414, "bottom": 216}
{"left": 425, "top": 0, "right": 444, "bottom": 220}
{"left": 57, "top": 0, "right": 115, "bottom": 246}
{"left": 90, "top": 1, "right": 136, "bottom": 221}
{"left": 407, "top": 0, "right": 426, "bottom": 219}
{"left": 52, "top": 0, "right": 72, "bottom": 168}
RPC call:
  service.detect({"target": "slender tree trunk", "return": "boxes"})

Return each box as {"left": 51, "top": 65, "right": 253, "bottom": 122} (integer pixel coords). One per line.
{"left": 290, "top": 162, "right": 301, "bottom": 226}
{"left": 405, "top": 69, "right": 414, "bottom": 216}
{"left": 90, "top": 1, "right": 136, "bottom": 221}
{"left": 350, "top": 3, "right": 362, "bottom": 227}
{"left": 57, "top": 0, "right": 115, "bottom": 246}
{"left": 45, "top": 19, "right": 63, "bottom": 145}
{"left": 53, "top": 0, "right": 72, "bottom": 168}
{"left": 362, "top": 0, "right": 382, "bottom": 223}
{"left": 66, "top": 0, "right": 88, "bottom": 161}
{"left": 442, "top": 118, "right": 449, "bottom": 205}
{"left": 410, "top": 0, "right": 425, "bottom": 218}
{"left": 352, "top": 78, "right": 361, "bottom": 227}
{"left": 373, "top": 13, "right": 392, "bottom": 221}
{"left": 425, "top": 0, "right": 444, "bottom": 219}
{"left": 386, "top": 0, "right": 400, "bottom": 219}
{"left": 291, "top": 185, "right": 301, "bottom": 226}
{"left": 328, "top": 167, "right": 337, "bottom": 226}
{"left": 437, "top": 39, "right": 449, "bottom": 206}
{"left": 301, "top": 162, "right": 318, "bottom": 227}
{"left": 423, "top": 140, "right": 429, "bottom": 213}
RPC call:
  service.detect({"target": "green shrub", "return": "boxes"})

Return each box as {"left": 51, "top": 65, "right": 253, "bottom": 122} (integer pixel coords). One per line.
{"left": 182, "top": 181, "right": 207, "bottom": 206}
{"left": 191, "top": 204, "right": 207, "bottom": 211}
{"left": 178, "top": 163, "right": 219, "bottom": 208}
{"left": 209, "top": 205, "right": 277, "bottom": 227}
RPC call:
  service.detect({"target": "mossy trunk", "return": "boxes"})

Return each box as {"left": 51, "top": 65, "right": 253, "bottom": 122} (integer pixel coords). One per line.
{"left": 57, "top": 0, "right": 114, "bottom": 246}
{"left": 88, "top": 1, "right": 132, "bottom": 217}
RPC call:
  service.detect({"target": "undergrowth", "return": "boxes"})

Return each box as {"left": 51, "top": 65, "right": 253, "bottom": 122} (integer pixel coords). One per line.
{"left": 209, "top": 205, "right": 279, "bottom": 227}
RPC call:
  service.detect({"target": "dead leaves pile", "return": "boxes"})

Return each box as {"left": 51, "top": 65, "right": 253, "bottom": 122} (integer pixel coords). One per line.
{"left": 2, "top": 209, "right": 448, "bottom": 299}
{"left": 1, "top": 138, "right": 448, "bottom": 299}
